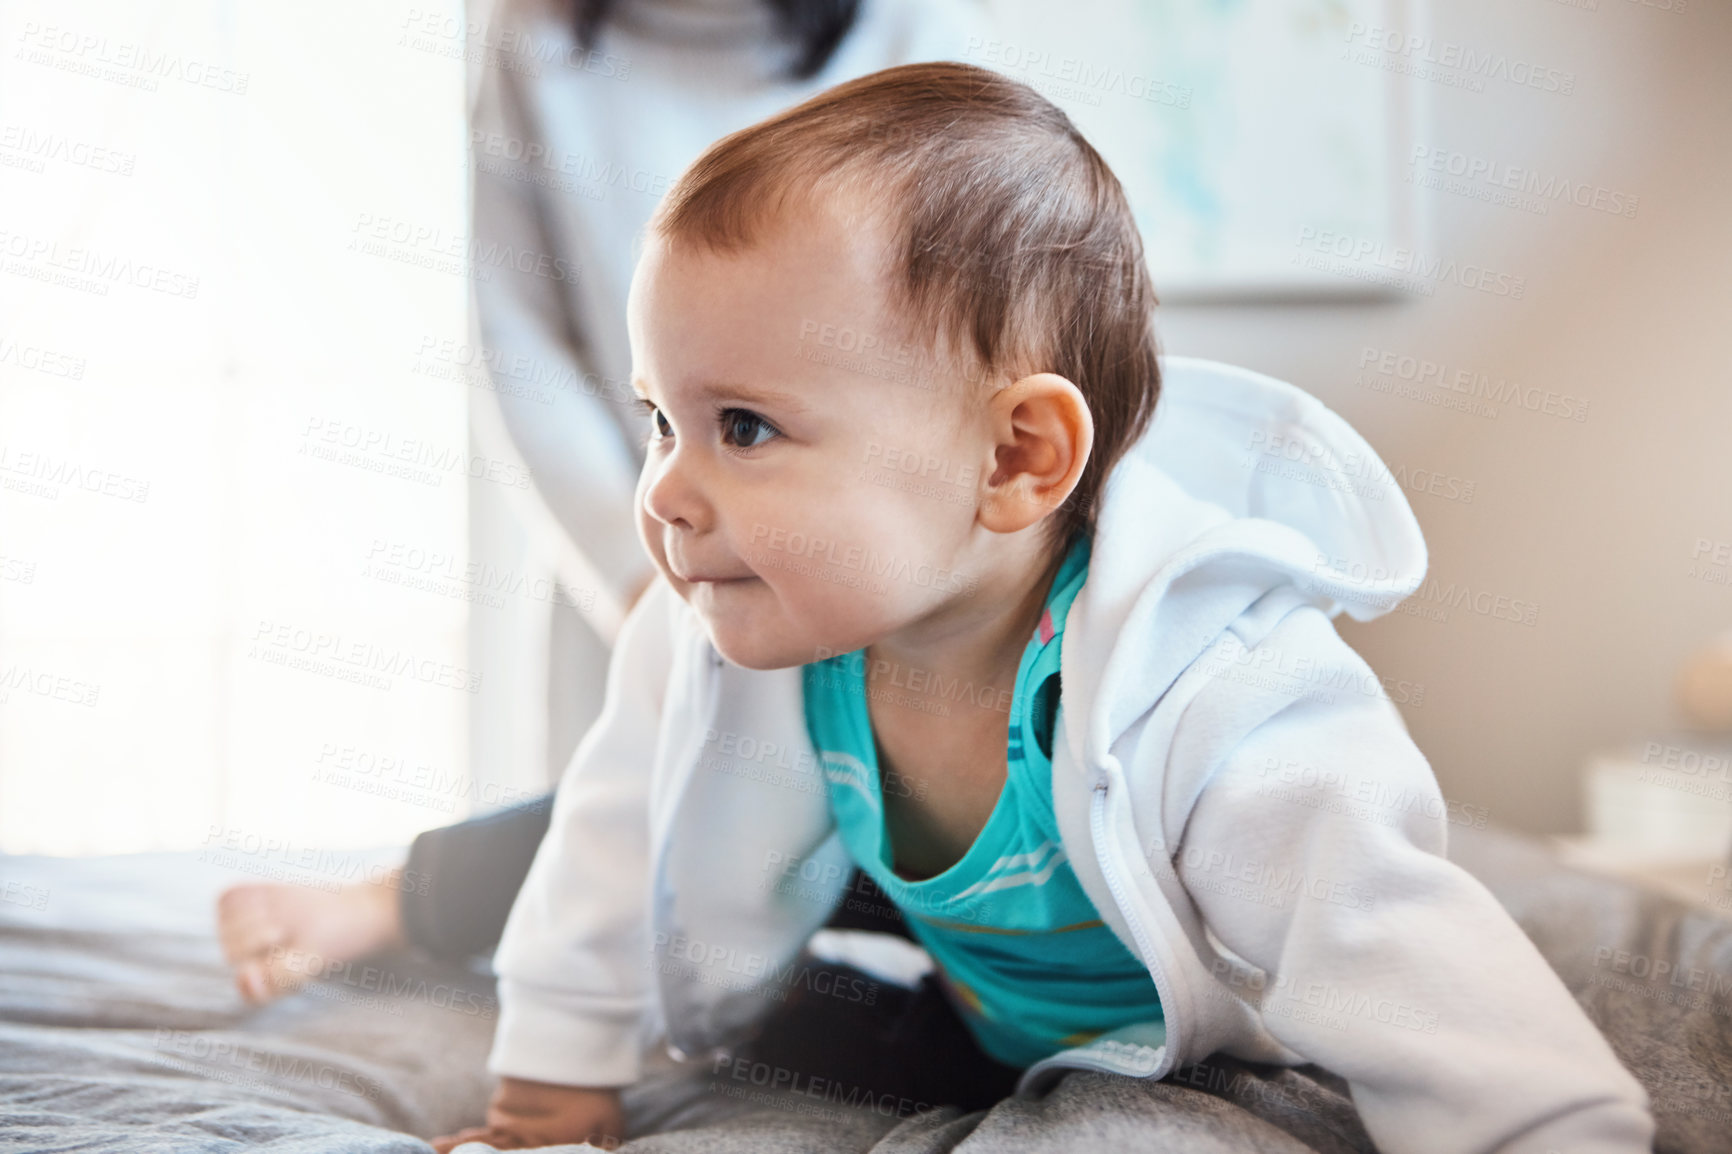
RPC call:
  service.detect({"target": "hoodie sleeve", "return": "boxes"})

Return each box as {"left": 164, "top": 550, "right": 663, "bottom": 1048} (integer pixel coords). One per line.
{"left": 470, "top": 34, "right": 654, "bottom": 615}
{"left": 486, "top": 577, "right": 676, "bottom": 1088}
{"left": 1171, "top": 607, "right": 1654, "bottom": 1154}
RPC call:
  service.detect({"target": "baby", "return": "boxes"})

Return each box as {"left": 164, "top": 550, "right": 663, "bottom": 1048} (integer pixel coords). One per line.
{"left": 434, "top": 63, "right": 1653, "bottom": 1152}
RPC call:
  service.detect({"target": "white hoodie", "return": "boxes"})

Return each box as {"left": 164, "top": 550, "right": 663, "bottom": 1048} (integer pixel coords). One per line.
{"left": 488, "top": 357, "right": 1656, "bottom": 1154}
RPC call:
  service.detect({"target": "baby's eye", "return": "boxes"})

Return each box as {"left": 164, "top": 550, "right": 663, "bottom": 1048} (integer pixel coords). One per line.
{"left": 637, "top": 398, "right": 672, "bottom": 441}
{"left": 719, "top": 407, "right": 779, "bottom": 450}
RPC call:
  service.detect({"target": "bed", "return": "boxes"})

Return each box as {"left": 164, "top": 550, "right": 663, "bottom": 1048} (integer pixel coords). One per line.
{"left": 1, "top": 825, "right": 1727, "bottom": 1153}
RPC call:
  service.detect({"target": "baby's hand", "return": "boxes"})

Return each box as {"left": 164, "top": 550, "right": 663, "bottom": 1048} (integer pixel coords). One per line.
{"left": 431, "top": 1077, "right": 624, "bottom": 1152}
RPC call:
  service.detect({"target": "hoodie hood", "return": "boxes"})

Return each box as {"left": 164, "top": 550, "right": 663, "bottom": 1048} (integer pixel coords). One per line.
{"left": 1064, "top": 356, "right": 1429, "bottom": 772}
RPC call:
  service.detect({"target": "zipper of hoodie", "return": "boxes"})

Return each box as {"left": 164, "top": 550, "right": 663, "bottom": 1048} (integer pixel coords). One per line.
{"left": 1090, "top": 777, "right": 1180, "bottom": 1068}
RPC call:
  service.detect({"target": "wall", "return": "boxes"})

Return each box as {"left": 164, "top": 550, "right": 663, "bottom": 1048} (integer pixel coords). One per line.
{"left": 1156, "top": 0, "right": 1732, "bottom": 834}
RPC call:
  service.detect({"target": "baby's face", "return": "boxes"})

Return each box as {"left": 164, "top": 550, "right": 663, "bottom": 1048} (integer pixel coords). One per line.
{"left": 626, "top": 208, "right": 991, "bottom": 670}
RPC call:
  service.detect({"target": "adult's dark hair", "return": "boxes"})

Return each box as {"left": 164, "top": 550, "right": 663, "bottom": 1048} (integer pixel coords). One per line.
{"left": 570, "top": 0, "right": 861, "bottom": 81}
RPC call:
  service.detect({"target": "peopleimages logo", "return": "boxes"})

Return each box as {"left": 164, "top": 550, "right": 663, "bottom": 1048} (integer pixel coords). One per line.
{"left": 1342, "top": 23, "right": 1576, "bottom": 96}
{"left": 0, "top": 124, "right": 136, "bottom": 176}
{"left": 0, "top": 664, "right": 101, "bottom": 708}
{"left": 13, "top": 21, "right": 251, "bottom": 95}
{"left": 470, "top": 130, "right": 669, "bottom": 199}
{"left": 0, "top": 334, "right": 87, "bottom": 380}
{"left": 1357, "top": 347, "right": 1590, "bottom": 423}
{"left": 0, "top": 442, "right": 150, "bottom": 503}
{"left": 347, "top": 213, "right": 582, "bottom": 285}
{"left": 397, "top": 9, "right": 632, "bottom": 80}
{"left": 1408, "top": 146, "right": 1638, "bottom": 219}
{"left": 747, "top": 524, "right": 978, "bottom": 596}
{"left": 963, "top": 37, "right": 1192, "bottom": 110}
{"left": 1294, "top": 228, "right": 1526, "bottom": 299}
{"left": 247, "top": 620, "right": 482, "bottom": 695}
{"left": 1, "top": 228, "right": 200, "bottom": 299}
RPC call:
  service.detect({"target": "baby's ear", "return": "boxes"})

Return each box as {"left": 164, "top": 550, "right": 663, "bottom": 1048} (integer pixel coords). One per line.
{"left": 978, "top": 372, "right": 1093, "bottom": 535}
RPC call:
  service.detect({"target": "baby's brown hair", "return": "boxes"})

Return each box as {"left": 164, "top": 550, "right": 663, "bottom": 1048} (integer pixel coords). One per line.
{"left": 651, "top": 61, "right": 1161, "bottom": 555}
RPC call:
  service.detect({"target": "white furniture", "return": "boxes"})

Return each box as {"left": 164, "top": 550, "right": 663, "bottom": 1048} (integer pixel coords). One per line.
{"left": 1555, "top": 736, "right": 1732, "bottom": 918}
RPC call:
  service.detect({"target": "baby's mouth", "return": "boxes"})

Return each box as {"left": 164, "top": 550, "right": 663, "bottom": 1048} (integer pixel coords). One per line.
{"left": 671, "top": 564, "right": 758, "bottom": 586}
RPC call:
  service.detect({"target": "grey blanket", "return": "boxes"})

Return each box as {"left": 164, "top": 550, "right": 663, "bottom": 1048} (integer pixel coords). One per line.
{"left": 0, "top": 828, "right": 1726, "bottom": 1153}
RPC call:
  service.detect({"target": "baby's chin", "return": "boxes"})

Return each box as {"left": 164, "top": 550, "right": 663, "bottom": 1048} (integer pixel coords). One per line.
{"left": 682, "top": 578, "right": 897, "bottom": 670}
{"left": 683, "top": 587, "right": 809, "bottom": 670}
{"left": 704, "top": 625, "right": 816, "bottom": 672}
{"left": 699, "top": 608, "right": 871, "bottom": 672}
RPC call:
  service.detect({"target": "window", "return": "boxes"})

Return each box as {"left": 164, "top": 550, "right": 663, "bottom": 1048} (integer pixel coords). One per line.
{"left": 0, "top": 1, "right": 473, "bottom": 854}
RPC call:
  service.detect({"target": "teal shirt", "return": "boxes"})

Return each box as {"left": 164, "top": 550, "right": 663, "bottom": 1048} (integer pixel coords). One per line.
{"left": 803, "top": 537, "right": 1164, "bottom": 1068}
